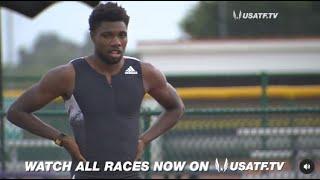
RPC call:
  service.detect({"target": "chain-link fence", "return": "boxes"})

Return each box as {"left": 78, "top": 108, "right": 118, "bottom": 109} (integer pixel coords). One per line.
{"left": 1, "top": 73, "right": 320, "bottom": 178}
{"left": 141, "top": 108, "right": 320, "bottom": 179}
{"left": 2, "top": 110, "right": 72, "bottom": 178}
{"left": 1, "top": 108, "right": 320, "bottom": 178}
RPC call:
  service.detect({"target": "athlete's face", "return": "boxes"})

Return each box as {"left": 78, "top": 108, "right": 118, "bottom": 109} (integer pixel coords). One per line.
{"left": 91, "top": 21, "right": 127, "bottom": 65}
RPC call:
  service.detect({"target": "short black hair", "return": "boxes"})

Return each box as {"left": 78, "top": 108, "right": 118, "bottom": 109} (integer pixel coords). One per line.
{"left": 89, "top": 2, "right": 129, "bottom": 32}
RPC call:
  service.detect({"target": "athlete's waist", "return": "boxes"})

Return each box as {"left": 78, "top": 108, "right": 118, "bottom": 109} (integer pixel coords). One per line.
{"left": 72, "top": 168, "right": 141, "bottom": 179}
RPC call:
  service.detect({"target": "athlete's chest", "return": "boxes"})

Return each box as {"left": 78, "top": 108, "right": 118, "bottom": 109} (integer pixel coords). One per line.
{"left": 75, "top": 66, "right": 144, "bottom": 115}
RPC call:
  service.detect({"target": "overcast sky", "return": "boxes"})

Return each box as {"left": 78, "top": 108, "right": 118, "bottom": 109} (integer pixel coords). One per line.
{"left": 1, "top": 1, "right": 198, "bottom": 65}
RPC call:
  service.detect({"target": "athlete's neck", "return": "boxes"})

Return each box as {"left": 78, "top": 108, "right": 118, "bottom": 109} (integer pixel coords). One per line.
{"left": 87, "top": 55, "right": 124, "bottom": 76}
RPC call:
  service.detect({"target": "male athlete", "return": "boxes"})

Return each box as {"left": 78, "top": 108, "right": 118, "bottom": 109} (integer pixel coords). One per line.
{"left": 7, "top": 2, "right": 184, "bottom": 179}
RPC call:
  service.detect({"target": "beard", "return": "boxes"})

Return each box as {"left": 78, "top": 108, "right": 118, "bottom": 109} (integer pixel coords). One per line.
{"left": 95, "top": 49, "right": 122, "bottom": 65}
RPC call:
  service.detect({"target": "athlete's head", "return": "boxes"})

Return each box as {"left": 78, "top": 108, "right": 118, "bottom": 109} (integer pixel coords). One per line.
{"left": 89, "top": 2, "right": 129, "bottom": 65}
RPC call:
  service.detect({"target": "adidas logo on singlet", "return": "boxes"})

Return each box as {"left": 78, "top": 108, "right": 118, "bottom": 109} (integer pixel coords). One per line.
{"left": 124, "top": 66, "right": 138, "bottom": 74}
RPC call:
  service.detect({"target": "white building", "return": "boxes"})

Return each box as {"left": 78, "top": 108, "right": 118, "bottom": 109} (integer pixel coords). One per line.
{"left": 137, "top": 38, "right": 320, "bottom": 75}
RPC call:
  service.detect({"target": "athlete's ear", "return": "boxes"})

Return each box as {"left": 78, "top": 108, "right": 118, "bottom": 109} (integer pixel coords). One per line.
{"left": 90, "top": 31, "right": 95, "bottom": 43}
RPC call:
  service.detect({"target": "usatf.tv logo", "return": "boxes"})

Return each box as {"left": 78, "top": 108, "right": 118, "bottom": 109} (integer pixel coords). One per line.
{"left": 214, "top": 158, "right": 285, "bottom": 172}
{"left": 215, "top": 158, "right": 228, "bottom": 172}
{"left": 233, "top": 10, "right": 279, "bottom": 20}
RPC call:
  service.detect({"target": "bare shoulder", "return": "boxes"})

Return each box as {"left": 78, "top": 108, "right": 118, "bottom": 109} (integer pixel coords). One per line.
{"left": 140, "top": 61, "right": 167, "bottom": 92}
{"left": 140, "top": 61, "right": 159, "bottom": 76}
{"left": 38, "top": 62, "right": 75, "bottom": 99}
{"left": 44, "top": 63, "right": 74, "bottom": 80}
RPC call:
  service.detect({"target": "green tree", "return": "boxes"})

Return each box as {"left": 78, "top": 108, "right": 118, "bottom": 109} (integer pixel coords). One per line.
{"left": 9, "top": 33, "right": 81, "bottom": 76}
{"left": 180, "top": 1, "right": 320, "bottom": 38}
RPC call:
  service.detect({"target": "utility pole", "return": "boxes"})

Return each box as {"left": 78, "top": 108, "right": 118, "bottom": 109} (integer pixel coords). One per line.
{"left": 218, "top": 1, "right": 228, "bottom": 38}
{"left": 7, "top": 10, "right": 14, "bottom": 63}
{"left": 0, "top": 8, "right": 6, "bottom": 174}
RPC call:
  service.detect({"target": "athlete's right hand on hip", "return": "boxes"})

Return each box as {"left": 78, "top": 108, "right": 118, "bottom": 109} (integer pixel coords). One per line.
{"left": 61, "top": 135, "right": 86, "bottom": 162}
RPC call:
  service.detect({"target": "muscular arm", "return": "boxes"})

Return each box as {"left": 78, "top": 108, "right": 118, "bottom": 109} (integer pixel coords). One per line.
{"left": 7, "top": 64, "right": 85, "bottom": 161}
{"left": 139, "top": 63, "right": 185, "bottom": 146}
{"left": 6, "top": 64, "right": 74, "bottom": 140}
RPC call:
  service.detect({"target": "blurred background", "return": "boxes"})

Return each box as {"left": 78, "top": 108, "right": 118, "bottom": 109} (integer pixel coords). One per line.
{"left": 1, "top": 1, "right": 320, "bottom": 179}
